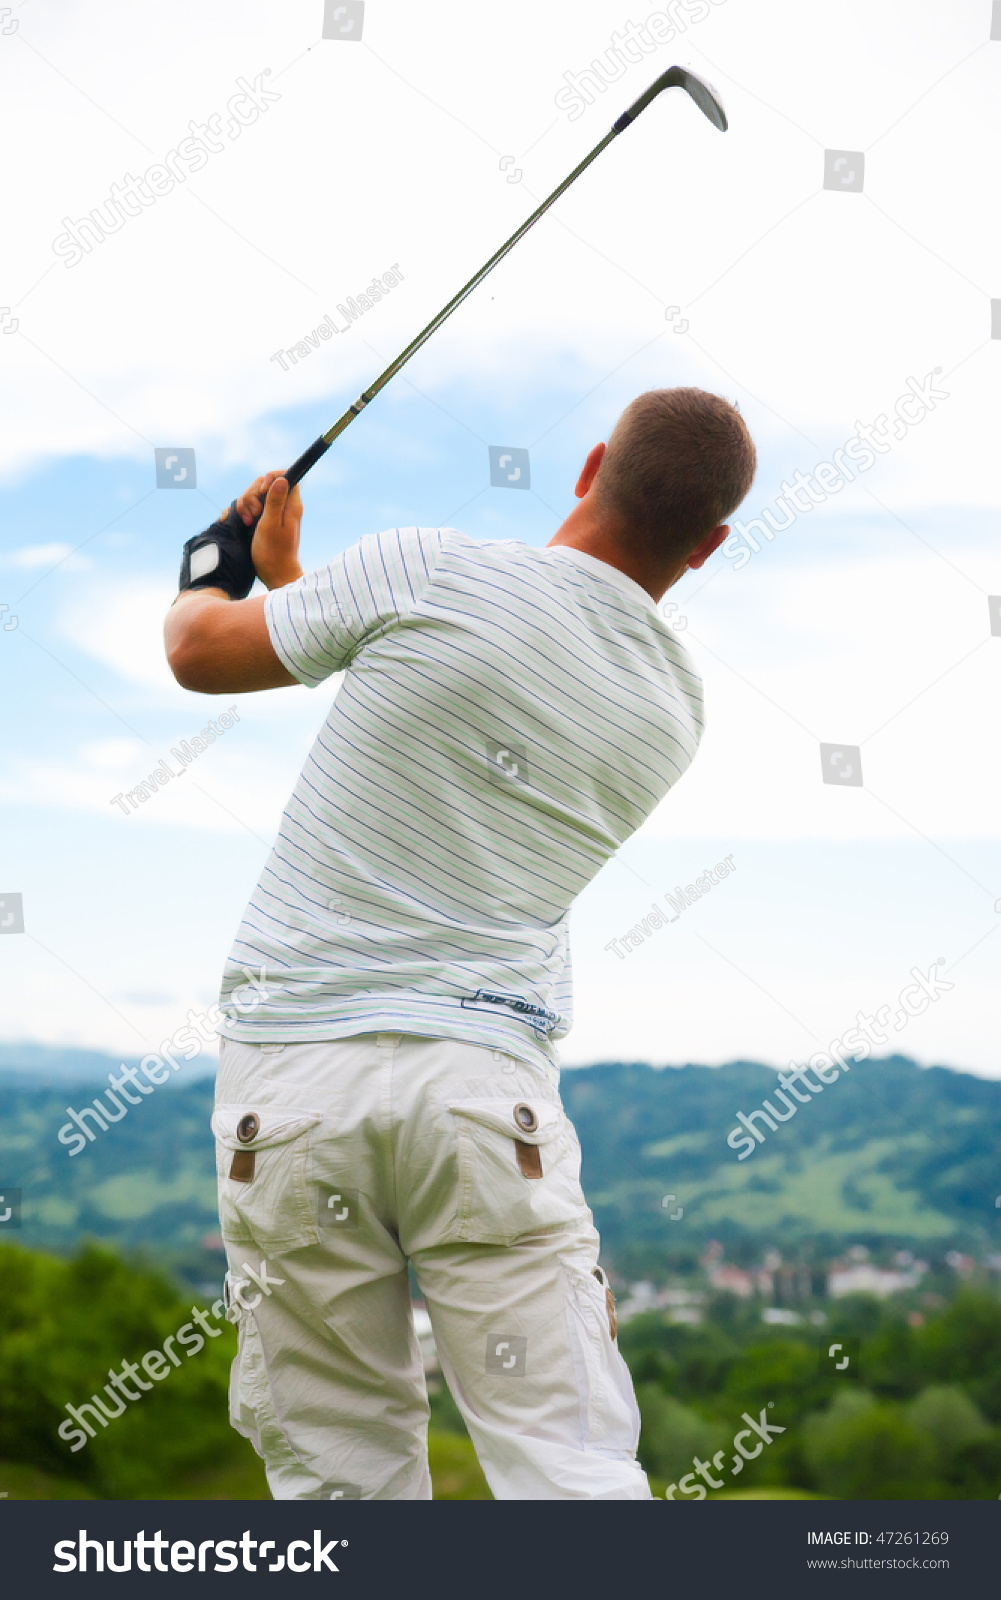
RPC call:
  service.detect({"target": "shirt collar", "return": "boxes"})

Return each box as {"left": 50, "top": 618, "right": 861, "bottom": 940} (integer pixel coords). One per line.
{"left": 544, "top": 545, "right": 659, "bottom": 613}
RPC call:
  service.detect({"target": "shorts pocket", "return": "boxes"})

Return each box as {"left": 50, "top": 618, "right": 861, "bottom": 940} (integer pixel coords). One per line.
{"left": 228, "top": 1313, "right": 301, "bottom": 1469}
{"left": 562, "top": 1256, "right": 640, "bottom": 1454}
{"left": 212, "top": 1101, "right": 322, "bottom": 1252}
{"left": 446, "top": 1095, "right": 587, "bottom": 1245}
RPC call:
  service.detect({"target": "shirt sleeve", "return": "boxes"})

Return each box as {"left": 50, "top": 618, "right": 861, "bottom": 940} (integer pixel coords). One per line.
{"left": 265, "top": 526, "right": 445, "bottom": 688}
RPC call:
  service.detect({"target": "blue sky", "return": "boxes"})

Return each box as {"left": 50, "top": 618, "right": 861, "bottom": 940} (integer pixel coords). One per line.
{"left": 1, "top": 0, "right": 998, "bottom": 1072}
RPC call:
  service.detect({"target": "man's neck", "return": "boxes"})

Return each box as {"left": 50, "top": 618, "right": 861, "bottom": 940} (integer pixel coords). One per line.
{"left": 546, "top": 502, "right": 681, "bottom": 603}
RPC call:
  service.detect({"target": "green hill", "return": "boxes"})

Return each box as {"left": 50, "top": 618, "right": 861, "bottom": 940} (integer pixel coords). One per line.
{"left": 560, "top": 1056, "right": 1001, "bottom": 1277}
{"left": 1, "top": 1046, "right": 999, "bottom": 1282}
{"left": 2, "top": 1044, "right": 1001, "bottom": 1502}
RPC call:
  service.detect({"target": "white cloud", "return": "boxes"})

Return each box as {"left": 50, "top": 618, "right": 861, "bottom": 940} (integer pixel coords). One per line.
{"left": 1, "top": 543, "right": 90, "bottom": 570}
{"left": 54, "top": 578, "right": 195, "bottom": 694}
{"left": 648, "top": 534, "right": 1000, "bottom": 841}
{"left": 2, "top": 0, "right": 997, "bottom": 512}
{"left": 79, "top": 738, "right": 144, "bottom": 770}
{"left": 0, "top": 744, "right": 294, "bottom": 837}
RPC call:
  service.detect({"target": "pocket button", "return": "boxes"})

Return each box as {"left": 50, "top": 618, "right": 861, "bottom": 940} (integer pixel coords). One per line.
{"left": 513, "top": 1103, "right": 538, "bottom": 1133}
{"left": 237, "top": 1112, "right": 260, "bottom": 1143}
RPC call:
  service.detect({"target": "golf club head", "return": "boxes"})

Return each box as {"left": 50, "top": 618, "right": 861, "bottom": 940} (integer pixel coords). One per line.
{"left": 666, "top": 66, "right": 727, "bottom": 131}
{"left": 613, "top": 65, "right": 727, "bottom": 133}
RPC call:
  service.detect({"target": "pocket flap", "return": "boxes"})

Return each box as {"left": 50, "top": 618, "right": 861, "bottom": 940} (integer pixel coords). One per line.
{"left": 212, "top": 1102, "right": 322, "bottom": 1152}
{"left": 447, "top": 1097, "right": 564, "bottom": 1146}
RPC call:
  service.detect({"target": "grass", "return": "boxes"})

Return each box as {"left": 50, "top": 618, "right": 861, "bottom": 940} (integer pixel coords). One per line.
{"left": 0, "top": 1451, "right": 828, "bottom": 1502}
{"left": 0, "top": 1433, "right": 492, "bottom": 1501}
{"left": 427, "top": 1433, "right": 492, "bottom": 1499}
{"left": 712, "top": 1488, "right": 831, "bottom": 1500}
{"left": 0, "top": 1460, "right": 97, "bottom": 1499}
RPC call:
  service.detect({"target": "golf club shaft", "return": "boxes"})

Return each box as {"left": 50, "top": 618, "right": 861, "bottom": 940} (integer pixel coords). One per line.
{"left": 240, "top": 61, "right": 726, "bottom": 522}
{"left": 281, "top": 126, "right": 620, "bottom": 492}
{"left": 181, "top": 66, "right": 723, "bottom": 594}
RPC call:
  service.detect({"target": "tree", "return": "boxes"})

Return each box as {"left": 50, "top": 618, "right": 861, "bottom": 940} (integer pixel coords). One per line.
{"left": 801, "top": 1389, "right": 938, "bottom": 1499}
{"left": 0, "top": 1242, "right": 241, "bottom": 1497}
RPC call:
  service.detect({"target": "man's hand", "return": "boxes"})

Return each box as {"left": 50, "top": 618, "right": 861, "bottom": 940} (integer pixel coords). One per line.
{"left": 236, "top": 472, "right": 304, "bottom": 591}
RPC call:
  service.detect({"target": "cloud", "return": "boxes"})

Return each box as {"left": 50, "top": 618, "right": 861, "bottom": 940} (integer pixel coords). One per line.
{"left": 1, "top": 543, "right": 90, "bottom": 571}
{"left": 0, "top": 739, "right": 294, "bottom": 837}
{"left": 2, "top": 0, "right": 996, "bottom": 516}
{"left": 649, "top": 535, "right": 999, "bottom": 842}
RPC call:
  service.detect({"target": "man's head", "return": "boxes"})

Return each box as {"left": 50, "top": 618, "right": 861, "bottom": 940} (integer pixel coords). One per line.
{"left": 591, "top": 387, "right": 756, "bottom": 567}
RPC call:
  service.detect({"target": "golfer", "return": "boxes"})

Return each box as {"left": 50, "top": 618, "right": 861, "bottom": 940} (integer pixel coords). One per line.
{"left": 164, "top": 385, "right": 756, "bottom": 1500}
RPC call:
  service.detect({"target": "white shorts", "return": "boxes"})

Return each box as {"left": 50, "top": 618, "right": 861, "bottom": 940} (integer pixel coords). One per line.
{"left": 213, "top": 1031, "right": 651, "bottom": 1500}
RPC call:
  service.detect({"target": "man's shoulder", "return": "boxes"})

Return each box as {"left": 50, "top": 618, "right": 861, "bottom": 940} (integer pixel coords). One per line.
{"left": 313, "top": 527, "right": 536, "bottom": 597}
{"left": 357, "top": 525, "right": 509, "bottom": 563}
{"left": 345, "top": 529, "right": 560, "bottom": 604}
{"left": 423, "top": 528, "right": 544, "bottom": 567}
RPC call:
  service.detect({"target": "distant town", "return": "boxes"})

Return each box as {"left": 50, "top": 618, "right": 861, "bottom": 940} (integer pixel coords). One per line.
{"left": 613, "top": 1239, "right": 1001, "bottom": 1328}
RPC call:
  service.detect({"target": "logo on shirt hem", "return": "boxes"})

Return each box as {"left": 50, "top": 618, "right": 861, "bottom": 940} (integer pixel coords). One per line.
{"left": 460, "top": 989, "right": 561, "bottom": 1037}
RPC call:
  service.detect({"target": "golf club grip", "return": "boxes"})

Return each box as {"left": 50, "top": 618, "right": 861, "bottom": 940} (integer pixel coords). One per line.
{"left": 234, "top": 434, "right": 333, "bottom": 535}
{"left": 284, "top": 433, "right": 333, "bottom": 491}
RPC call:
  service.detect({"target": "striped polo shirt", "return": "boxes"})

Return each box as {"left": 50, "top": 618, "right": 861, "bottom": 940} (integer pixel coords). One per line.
{"left": 218, "top": 527, "right": 704, "bottom": 1071}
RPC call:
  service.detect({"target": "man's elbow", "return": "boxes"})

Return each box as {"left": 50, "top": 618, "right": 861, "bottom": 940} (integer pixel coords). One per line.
{"left": 165, "top": 635, "right": 214, "bottom": 693}
{"left": 163, "top": 594, "right": 293, "bottom": 693}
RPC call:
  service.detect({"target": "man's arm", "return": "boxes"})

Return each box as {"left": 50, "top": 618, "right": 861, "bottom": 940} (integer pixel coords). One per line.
{"left": 164, "top": 590, "right": 297, "bottom": 694}
{"left": 164, "top": 473, "right": 303, "bottom": 695}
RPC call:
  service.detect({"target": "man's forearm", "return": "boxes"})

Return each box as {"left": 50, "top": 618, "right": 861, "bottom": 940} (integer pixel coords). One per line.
{"left": 165, "top": 472, "right": 304, "bottom": 693}
{"left": 163, "top": 589, "right": 297, "bottom": 694}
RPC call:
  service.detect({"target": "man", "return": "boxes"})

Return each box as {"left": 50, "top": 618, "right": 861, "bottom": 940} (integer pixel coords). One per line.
{"left": 164, "top": 386, "right": 756, "bottom": 1500}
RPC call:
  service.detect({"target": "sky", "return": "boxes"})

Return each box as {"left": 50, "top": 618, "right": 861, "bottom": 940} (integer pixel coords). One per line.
{"left": 0, "top": 0, "right": 998, "bottom": 1075}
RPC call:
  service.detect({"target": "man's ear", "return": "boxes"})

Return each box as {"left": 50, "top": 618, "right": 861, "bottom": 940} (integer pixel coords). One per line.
{"left": 574, "top": 442, "right": 606, "bottom": 499}
{"left": 687, "top": 525, "right": 729, "bottom": 571}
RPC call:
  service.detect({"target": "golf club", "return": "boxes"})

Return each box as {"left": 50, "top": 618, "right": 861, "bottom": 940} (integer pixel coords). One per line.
{"left": 179, "top": 66, "right": 725, "bottom": 589}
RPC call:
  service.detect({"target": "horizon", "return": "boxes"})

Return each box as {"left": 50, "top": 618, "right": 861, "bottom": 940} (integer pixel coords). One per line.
{"left": 0, "top": 1037, "right": 988, "bottom": 1081}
